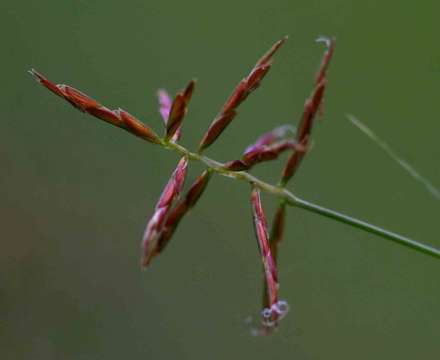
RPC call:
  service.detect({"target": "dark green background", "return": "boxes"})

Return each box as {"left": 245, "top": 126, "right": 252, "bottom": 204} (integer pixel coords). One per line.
{"left": 2, "top": 1, "right": 439, "bottom": 359}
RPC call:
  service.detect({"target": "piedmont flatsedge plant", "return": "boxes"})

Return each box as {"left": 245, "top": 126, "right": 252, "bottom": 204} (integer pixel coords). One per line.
{"left": 29, "top": 36, "right": 440, "bottom": 335}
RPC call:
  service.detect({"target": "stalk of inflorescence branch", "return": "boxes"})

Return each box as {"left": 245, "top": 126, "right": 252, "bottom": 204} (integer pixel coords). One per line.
{"left": 163, "top": 139, "right": 440, "bottom": 259}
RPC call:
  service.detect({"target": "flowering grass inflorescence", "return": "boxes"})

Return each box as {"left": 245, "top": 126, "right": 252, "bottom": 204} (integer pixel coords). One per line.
{"left": 30, "top": 36, "right": 440, "bottom": 335}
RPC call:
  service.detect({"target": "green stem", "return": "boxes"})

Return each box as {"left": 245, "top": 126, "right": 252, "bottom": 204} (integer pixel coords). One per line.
{"left": 291, "top": 197, "right": 440, "bottom": 259}
{"left": 163, "top": 140, "right": 440, "bottom": 259}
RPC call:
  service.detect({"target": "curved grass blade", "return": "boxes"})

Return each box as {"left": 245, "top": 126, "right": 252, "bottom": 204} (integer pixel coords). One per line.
{"left": 348, "top": 114, "right": 440, "bottom": 200}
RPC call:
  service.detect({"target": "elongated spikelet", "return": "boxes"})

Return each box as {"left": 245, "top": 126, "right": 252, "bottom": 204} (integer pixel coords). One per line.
{"left": 281, "top": 37, "right": 335, "bottom": 184}
{"left": 251, "top": 189, "right": 279, "bottom": 314}
{"left": 224, "top": 139, "right": 305, "bottom": 171}
{"left": 198, "top": 37, "right": 288, "bottom": 152}
{"left": 263, "top": 203, "right": 286, "bottom": 309}
{"left": 141, "top": 157, "right": 188, "bottom": 268}
{"left": 224, "top": 125, "right": 303, "bottom": 171}
{"left": 154, "top": 170, "right": 212, "bottom": 255}
{"left": 165, "top": 80, "right": 196, "bottom": 141}
{"left": 116, "top": 109, "right": 161, "bottom": 144}
{"left": 29, "top": 69, "right": 161, "bottom": 144}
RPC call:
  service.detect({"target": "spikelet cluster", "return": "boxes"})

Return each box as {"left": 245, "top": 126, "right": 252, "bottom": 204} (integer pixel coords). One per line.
{"left": 30, "top": 36, "right": 334, "bottom": 334}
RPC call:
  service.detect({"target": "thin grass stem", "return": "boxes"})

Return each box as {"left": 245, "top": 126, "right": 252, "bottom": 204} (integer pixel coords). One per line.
{"left": 348, "top": 114, "right": 440, "bottom": 200}
{"left": 291, "top": 196, "right": 440, "bottom": 259}
{"left": 164, "top": 140, "right": 440, "bottom": 259}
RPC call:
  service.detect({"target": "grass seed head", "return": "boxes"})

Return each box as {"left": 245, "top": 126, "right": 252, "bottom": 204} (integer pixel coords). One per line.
{"left": 29, "top": 37, "right": 344, "bottom": 335}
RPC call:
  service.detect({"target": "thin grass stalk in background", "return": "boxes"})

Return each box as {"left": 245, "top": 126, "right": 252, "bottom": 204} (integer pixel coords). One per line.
{"left": 348, "top": 114, "right": 440, "bottom": 200}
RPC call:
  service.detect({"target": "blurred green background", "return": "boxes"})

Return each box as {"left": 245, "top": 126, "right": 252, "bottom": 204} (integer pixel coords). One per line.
{"left": 1, "top": 0, "right": 439, "bottom": 359}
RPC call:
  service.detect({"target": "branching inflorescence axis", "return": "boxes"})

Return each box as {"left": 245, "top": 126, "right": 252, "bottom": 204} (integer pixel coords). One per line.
{"left": 30, "top": 36, "right": 440, "bottom": 335}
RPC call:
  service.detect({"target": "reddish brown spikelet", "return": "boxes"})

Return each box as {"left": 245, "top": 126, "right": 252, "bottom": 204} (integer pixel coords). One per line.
{"left": 244, "top": 124, "right": 296, "bottom": 154}
{"left": 256, "top": 36, "right": 289, "bottom": 68}
{"left": 184, "top": 170, "right": 212, "bottom": 208}
{"left": 245, "top": 64, "right": 271, "bottom": 93}
{"left": 223, "top": 81, "right": 247, "bottom": 112}
{"left": 60, "top": 85, "right": 100, "bottom": 111}
{"left": 141, "top": 207, "right": 169, "bottom": 267}
{"left": 243, "top": 140, "right": 304, "bottom": 166}
{"left": 262, "top": 203, "right": 286, "bottom": 310}
{"left": 224, "top": 139, "right": 304, "bottom": 171}
{"left": 154, "top": 170, "right": 212, "bottom": 256}
{"left": 158, "top": 156, "right": 188, "bottom": 207}
{"left": 141, "top": 157, "right": 188, "bottom": 268}
{"left": 166, "top": 80, "right": 196, "bottom": 141}
{"left": 223, "top": 159, "right": 249, "bottom": 171}
{"left": 60, "top": 84, "right": 125, "bottom": 127}
{"left": 313, "top": 37, "right": 335, "bottom": 118}
{"left": 251, "top": 188, "right": 278, "bottom": 310}
{"left": 87, "top": 106, "right": 123, "bottom": 127}
{"left": 166, "top": 94, "right": 186, "bottom": 140}
{"left": 296, "top": 80, "right": 327, "bottom": 143}
{"left": 279, "top": 38, "right": 335, "bottom": 184}
{"left": 281, "top": 136, "right": 309, "bottom": 185}
{"left": 116, "top": 109, "right": 161, "bottom": 144}
{"left": 182, "top": 79, "right": 196, "bottom": 104}
{"left": 198, "top": 111, "right": 236, "bottom": 151}
{"left": 29, "top": 69, "right": 164, "bottom": 132}
{"left": 173, "top": 157, "right": 189, "bottom": 196}
{"left": 154, "top": 160, "right": 187, "bottom": 210}
{"left": 315, "top": 37, "right": 336, "bottom": 86}
{"left": 29, "top": 69, "right": 67, "bottom": 98}
{"left": 155, "top": 202, "right": 188, "bottom": 254}
{"left": 198, "top": 37, "right": 288, "bottom": 152}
